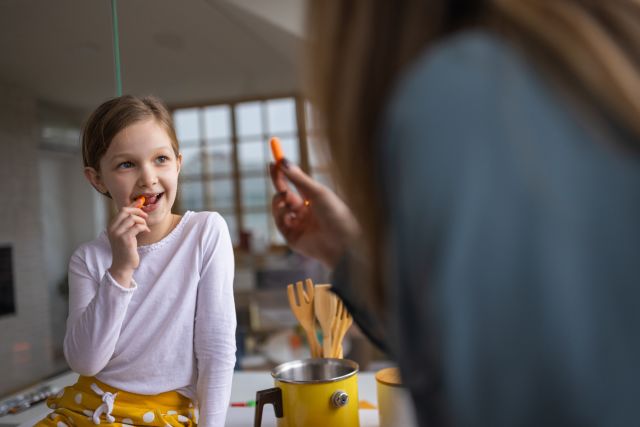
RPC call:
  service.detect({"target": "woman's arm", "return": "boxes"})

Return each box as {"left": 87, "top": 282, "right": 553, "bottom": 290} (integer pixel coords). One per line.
{"left": 194, "top": 213, "right": 237, "bottom": 427}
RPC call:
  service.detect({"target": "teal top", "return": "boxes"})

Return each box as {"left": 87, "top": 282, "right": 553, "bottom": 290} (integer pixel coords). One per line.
{"left": 336, "top": 30, "right": 640, "bottom": 426}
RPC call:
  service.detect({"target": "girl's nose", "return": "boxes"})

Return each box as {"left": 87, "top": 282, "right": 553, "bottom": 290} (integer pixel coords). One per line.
{"left": 138, "top": 165, "right": 158, "bottom": 187}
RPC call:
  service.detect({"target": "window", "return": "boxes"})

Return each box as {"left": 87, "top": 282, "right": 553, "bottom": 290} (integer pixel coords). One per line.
{"left": 173, "top": 96, "right": 314, "bottom": 250}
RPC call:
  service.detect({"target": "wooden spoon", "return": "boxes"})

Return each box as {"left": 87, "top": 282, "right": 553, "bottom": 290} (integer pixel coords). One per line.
{"left": 314, "top": 284, "right": 337, "bottom": 358}
{"left": 331, "top": 299, "right": 353, "bottom": 358}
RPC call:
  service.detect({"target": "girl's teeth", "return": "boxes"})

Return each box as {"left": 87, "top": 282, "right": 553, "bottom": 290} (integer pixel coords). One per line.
{"left": 146, "top": 194, "right": 160, "bottom": 205}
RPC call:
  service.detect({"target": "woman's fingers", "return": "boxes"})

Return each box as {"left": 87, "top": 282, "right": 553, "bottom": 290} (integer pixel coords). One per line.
{"left": 270, "top": 160, "right": 324, "bottom": 203}
{"left": 284, "top": 212, "right": 300, "bottom": 228}
{"left": 272, "top": 190, "right": 305, "bottom": 238}
{"left": 276, "top": 160, "right": 323, "bottom": 198}
{"left": 269, "top": 162, "right": 289, "bottom": 193}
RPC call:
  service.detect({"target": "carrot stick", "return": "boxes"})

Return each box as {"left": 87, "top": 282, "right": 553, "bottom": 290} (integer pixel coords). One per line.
{"left": 135, "top": 196, "right": 145, "bottom": 208}
{"left": 270, "top": 137, "right": 284, "bottom": 163}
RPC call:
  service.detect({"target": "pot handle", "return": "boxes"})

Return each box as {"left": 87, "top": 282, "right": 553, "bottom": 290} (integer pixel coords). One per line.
{"left": 254, "top": 387, "right": 283, "bottom": 427}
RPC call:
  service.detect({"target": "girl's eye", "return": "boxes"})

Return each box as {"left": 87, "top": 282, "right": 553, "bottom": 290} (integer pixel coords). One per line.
{"left": 118, "top": 161, "right": 134, "bottom": 169}
{"left": 156, "top": 155, "right": 170, "bottom": 164}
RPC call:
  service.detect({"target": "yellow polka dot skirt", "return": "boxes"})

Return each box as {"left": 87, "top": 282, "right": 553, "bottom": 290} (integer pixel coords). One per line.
{"left": 33, "top": 376, "right": 198, "bottom": 426}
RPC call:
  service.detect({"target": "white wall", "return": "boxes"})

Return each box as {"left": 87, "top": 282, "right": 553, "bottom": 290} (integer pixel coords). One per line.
{"left": 39, "top": 150, "right": 106, "bottom": 368}
{"left": 0, "top": 84, "right": 53, "bottom": 394}
{"left": 0, "top": 84, "right": 107, "bottom": 395}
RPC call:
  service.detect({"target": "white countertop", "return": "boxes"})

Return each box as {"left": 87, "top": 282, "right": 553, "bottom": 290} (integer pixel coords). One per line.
{"left": 1, "top": 370, "right": 380, "bottom": 427}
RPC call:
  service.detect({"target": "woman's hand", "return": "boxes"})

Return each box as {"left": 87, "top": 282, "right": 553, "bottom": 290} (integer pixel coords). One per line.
{"left": 107, "top": 200, "right": 151, "bottom": 287}
{"left": 269, "top": 160, "right": 359, "bottom": 269}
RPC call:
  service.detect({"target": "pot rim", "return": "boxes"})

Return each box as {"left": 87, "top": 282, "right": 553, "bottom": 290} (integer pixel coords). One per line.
{"left": 271, "top": 358, "right": 359, "bottom": 384}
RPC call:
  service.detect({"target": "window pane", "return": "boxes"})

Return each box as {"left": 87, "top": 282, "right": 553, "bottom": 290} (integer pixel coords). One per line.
{"left": 206, "top": 178, "right": 235, "bottom": 210}
{"left": 236, "top": 102, "right": 262, "bottom": 137}
{"left": 204, "top": 105, "right": 231, "bottom": 139}
{"left": 278, "top": 137, "right": 300, "bottom": 165}
{"left": 238, "top": 140, "right": 266, "bottom": 172}
{"left": 180, "top": 147, "right": 202, "bottom": 176}
{"left": 205, "top": 144, "right": 233, "bottom": 175}
{"left": 266, "top": 98, "right": 296, "bottom": 134}
{"left": 242, "top": 211, "right": 269, "bottom": 252}
{"left": 241, "top": 176, "right": 268, "bottom": 208}
{"left": 180, "top": 180, "right": 204, "bottom": 211}
{"left": 174, "top": 108, "right": 200, "bottom": 145}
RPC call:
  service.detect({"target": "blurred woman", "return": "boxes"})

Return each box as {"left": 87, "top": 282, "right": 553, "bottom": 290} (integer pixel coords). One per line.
{"left": 271, "top": 1, "right": 640, "bottom": 425}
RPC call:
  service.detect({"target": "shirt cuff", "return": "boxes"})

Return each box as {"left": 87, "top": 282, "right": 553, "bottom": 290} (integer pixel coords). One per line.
{"left": 104, "top": 270, "right": 138, "bottom": 293}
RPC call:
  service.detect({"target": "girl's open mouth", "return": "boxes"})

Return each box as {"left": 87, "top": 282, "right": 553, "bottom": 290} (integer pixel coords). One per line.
{"left": 136, "top": 192, "right": 164, "bottom": 212}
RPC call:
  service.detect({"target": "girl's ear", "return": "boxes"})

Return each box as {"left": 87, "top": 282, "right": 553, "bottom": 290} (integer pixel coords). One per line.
{"left": 84, "top": 167, "right": 108, "bottom": 194}
{"left": 176, "top": 153, "right": 182, "bottom": 174}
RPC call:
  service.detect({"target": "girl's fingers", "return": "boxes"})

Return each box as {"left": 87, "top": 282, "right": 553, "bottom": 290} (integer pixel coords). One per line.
{"left": 110, "top": 208, "right": 147, "bottom": 232}
{"left": 121, "top": 206, "right": 148, "bottom": 219}
{"left": 127, "top": 222, "right": 151, "bottom": 237}
{"left": 113, "top": 220, "right": 136, "bottom": 237}
{"left": 113, "top": 215, "right": 148, "bottom": 236}
{"left": 130, "top": 214, "right": 147, "bottom": 226}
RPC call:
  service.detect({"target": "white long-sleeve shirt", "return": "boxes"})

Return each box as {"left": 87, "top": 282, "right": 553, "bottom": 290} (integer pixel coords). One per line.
{"left": 64, "top": 211, "right": 236, "bottom": 427}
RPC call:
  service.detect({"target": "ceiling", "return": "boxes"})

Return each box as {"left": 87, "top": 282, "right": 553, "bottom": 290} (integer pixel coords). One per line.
{"left": 0, "top": 0, "right": 305, "bottom": 112}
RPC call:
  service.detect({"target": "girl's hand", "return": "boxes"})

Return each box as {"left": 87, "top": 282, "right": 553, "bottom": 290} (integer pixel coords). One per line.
{"left": 107, "top": 200, "right": 151, "bottom": 287}
{"left": 269, "top": 160, "right": 359, "bottom": 269}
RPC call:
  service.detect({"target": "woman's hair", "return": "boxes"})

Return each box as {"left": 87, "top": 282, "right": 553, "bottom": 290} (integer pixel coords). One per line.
{"left": 305, "top": 0, "right": 640, "bottom": 310}
{"left": 82, "top": 95, "right": 179, "bottom": 170}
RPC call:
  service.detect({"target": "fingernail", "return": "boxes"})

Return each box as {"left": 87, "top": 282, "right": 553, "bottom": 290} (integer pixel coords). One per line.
{"left": 280, "top": 158, "right": 290, "bottom": 169}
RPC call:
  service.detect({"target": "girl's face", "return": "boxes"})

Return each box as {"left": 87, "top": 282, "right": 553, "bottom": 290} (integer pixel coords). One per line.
{"left": 86, "top": 119, "right": 182, "bottom": 229}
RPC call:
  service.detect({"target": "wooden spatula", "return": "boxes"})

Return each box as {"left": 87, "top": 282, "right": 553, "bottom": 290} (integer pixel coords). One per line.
{"left": 314, "top": 284, "right": 337, "bottom": 358}
{"left": 287, "top": 279, "right": 322, "bottom": 357}
{"left": 331, "top": 299, "right": 353, "bottom": 358}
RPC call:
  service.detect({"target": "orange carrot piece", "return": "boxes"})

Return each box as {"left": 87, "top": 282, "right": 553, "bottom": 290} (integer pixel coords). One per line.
{"left": 270, "top": 137, "right": 284, "bottom": 163}
{"left": 136, "top": 196, "right": 145, "bottom": 208}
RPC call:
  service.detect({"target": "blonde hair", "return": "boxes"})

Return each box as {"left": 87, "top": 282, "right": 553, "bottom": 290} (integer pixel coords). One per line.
{"left": 82, "top": 95, "right": 179, "bottom": 171}
{"left": 305, "top": 0, "right": 640, "bottom": 310}
{"left": 493, "top": 1, "right": 640, "bottom": 140}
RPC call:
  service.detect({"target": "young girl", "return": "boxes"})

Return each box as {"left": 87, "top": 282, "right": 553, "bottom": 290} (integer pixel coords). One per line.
{"left": 35, "top": 95, "right": 236, "bottom": 426}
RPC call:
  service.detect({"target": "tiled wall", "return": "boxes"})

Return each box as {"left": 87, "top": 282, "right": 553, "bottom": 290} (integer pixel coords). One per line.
{"left": 0, "top": 85, "right": 54, "bottom": 395}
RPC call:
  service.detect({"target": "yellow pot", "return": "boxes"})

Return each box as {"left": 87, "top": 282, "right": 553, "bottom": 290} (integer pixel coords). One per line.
{"left": 254, "top": 358, "right": 360, "bottom": 427}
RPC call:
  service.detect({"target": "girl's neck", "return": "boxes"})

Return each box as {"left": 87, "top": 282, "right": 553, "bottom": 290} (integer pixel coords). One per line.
{"left": 137, "top": 213, "right": 181, "bottom": 246}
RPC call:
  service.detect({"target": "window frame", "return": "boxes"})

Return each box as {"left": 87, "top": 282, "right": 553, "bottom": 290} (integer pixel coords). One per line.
{"left": 170, "top": 93, "right": 312, "bottom": 251}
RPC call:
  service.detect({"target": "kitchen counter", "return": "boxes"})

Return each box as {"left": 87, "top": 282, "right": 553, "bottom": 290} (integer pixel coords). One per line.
{"left": 1, "top": 370, "right": 380, "bottom": 427}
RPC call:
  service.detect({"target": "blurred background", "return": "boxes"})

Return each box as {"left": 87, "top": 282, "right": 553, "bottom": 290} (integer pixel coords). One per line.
{"left": 0, "top": 0, "right": 383, "bottom": 398}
